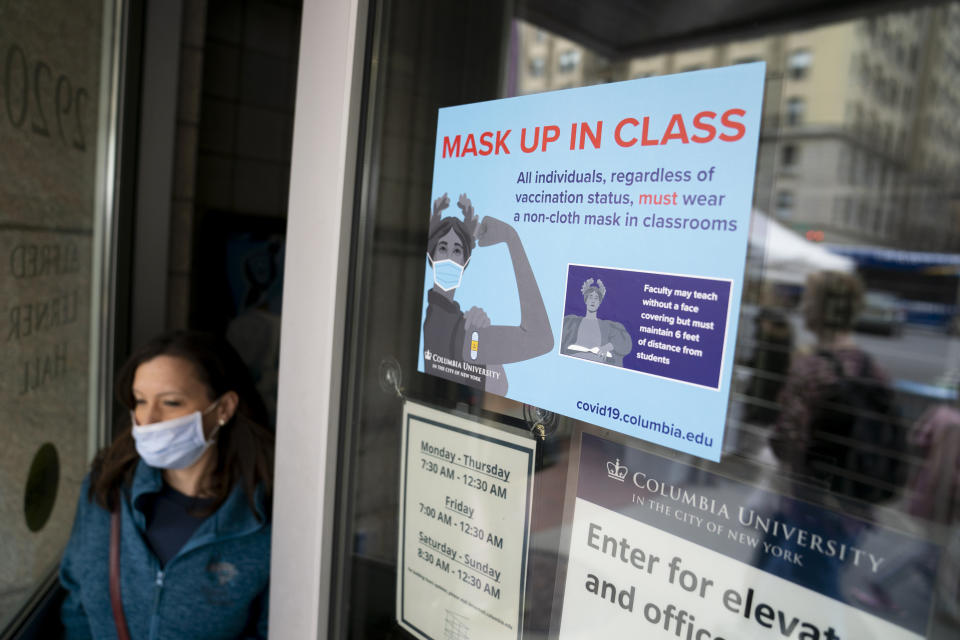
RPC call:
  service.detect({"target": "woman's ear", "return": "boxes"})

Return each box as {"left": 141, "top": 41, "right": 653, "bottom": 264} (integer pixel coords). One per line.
{"left": 218, "top": 391, "right": 240, "bottom": 425}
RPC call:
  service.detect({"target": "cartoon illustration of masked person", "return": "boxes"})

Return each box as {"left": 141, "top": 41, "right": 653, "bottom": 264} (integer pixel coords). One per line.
{"left": 423, "top": 192, "right": 553, "bottom": 394}
{"left": 560, "top": 278, "right": 632, "bottom": 367}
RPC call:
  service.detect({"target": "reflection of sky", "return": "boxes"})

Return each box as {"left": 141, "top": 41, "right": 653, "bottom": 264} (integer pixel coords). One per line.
{"left": 417, "top": 64, "right": 766, "bottom": 460}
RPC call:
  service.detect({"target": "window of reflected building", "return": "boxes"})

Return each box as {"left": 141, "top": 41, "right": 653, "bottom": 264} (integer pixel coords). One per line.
{"left": 788, "top": 49, "right": 812, "bottom": 79}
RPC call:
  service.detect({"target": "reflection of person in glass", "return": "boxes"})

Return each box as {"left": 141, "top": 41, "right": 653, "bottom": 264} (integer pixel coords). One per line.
{"left": 423, "top": 192, "right": 553, "bottom": 394}
{"left": 227, "top": 237, "right": 284, "bottom": 426}
{"left": 771, "top": 270, "right": 892, "bottom": 494}
{"left": 561, "top": 278, "right": 631, "bottom": 366}
{"left": 762, "top": 272, "right": 891, "bottom": 602}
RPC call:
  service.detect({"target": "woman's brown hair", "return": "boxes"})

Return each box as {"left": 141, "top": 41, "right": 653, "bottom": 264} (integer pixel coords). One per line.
{"left": 89, "top": 330, "right": 274, "bottom": 519}
{"left": 802, "top": 270, "right": 865, "bottom": 336}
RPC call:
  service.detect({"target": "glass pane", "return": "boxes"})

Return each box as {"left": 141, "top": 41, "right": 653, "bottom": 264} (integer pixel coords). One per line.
{"left": 334, "top": 2, "right": 960, "bottom": 638}
{"left": 0, "top": 0, "right": 116, "bottom": 630}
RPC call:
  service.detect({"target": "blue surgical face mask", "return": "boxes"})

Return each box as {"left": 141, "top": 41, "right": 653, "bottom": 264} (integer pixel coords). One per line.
{"left": 428, "top": 253, "right": 470, "bottom": 291}
{"left": 131, "top": 400, "right": 222, "bottom": 470}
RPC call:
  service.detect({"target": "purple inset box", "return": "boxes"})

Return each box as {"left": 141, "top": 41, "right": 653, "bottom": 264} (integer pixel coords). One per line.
{"left": 559, "top": 264, "right": 732, "bottom": 389}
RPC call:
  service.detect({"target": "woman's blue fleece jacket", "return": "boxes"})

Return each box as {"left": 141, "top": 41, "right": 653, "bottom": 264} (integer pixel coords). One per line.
{"left": 60, "top": 461, "right": 270, "bottom": 639}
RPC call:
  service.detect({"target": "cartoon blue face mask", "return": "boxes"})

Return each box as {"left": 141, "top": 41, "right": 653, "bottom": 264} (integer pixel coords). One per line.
{"left": 428, "top": 254, "right": 469, "bottom": 291}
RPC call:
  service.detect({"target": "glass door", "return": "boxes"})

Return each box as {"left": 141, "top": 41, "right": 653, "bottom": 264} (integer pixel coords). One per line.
{"left": 327, "top": 1, "right": 960, "bottom": 638}
{"left": 0, "top": 0, "right": 123, "bottom": 633}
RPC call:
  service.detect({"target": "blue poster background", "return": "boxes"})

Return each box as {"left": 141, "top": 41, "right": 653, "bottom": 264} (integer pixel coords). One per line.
{"left": 417, "top": 64, "right": 766, "bottom": 460}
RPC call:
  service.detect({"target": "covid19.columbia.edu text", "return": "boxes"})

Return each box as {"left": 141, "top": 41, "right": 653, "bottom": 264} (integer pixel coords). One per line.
{"left": 575, "top": 400, "right": 714, "bottom": 448}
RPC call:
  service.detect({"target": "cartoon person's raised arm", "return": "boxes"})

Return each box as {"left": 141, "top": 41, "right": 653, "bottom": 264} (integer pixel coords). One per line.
{"left": 460, "top": 196, "right": 553, "bottom": 365}
{"left": 433, "top": 192, "right": 451, "bottom": 218}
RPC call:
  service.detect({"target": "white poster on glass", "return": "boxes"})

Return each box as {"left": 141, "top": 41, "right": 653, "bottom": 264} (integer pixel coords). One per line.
{"left": 397, "top": 401, "right": 536, "bottom": 640}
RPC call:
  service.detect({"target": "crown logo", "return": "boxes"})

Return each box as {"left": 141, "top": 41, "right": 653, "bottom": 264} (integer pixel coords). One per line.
{"left": 424, "top": 349, "right": 433, "bottom": 362}
{"left": 606, "top": 458, "right": 627, "bottom": 481}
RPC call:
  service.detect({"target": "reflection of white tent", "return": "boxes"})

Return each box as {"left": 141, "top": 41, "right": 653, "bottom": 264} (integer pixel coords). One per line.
{"left": 748, "top": 209, "right": 854, "bottom": 284}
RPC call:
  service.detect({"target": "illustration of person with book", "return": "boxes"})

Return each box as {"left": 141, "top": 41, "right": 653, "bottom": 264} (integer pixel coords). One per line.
{"left": 560, "top": 278, "right": 632, "bottom": 367}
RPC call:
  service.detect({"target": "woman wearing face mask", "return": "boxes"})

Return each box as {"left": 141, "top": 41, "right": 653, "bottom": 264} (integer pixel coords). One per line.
{"left": 60, "top": 330, "right": 274, "bottom": 640}
{"left": 423, "top": 192, "right": 553, "bottom": 395}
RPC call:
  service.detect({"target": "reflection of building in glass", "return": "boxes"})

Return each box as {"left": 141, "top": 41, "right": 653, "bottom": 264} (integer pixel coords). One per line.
{"left": 516, "top": 26, "right": 613, "bottom": 92}
{"left": 515, "top": 7, "right": 960, "bottom": 250}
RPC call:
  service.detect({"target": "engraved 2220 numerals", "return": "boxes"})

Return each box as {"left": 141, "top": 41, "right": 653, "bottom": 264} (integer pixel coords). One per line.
{"left": 3, "top": 44, "right": 89, "bottom": 150}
